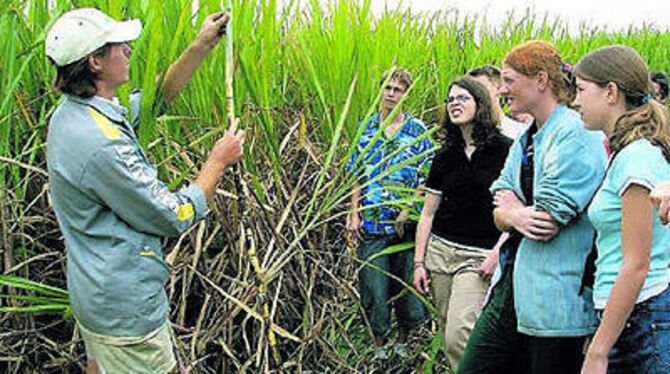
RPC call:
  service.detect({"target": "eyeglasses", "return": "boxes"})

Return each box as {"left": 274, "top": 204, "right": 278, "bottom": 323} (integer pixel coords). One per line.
{"left": 445, "top": 94, "right": 473, "bottom": 105}
{"left": 384, "top": 85, "right": 406, "bottom": 94}
{"left": 106, "top": 42, "right": 132, "bottom": 56}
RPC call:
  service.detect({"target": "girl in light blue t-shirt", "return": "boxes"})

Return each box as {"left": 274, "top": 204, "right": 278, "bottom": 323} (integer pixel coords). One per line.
{"left": 573, "top": 45, "right": 670, "bottom": 374}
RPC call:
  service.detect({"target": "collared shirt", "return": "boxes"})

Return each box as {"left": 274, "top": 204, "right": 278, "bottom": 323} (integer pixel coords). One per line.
{"left": 347, "top": 113, "right": 435, "bottom": 235}
{"left": 490, "top": 104, "right": 607, "bottom": 337}
{"left": 500, "top": 116, "right": 529, "bottom": 140}
{"left": 588, "top": 139, "right": 670, "bottom": 309}
{"left": 425, "top": 133, "right": 511, "bottom": 249}
{"left": 47, "top": 91, "right": 208, "bottom": 337}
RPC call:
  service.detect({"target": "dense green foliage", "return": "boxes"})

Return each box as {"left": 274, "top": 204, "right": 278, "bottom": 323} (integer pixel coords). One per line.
{"left": 1, "top": 0, "right": 669, "bottom": 372}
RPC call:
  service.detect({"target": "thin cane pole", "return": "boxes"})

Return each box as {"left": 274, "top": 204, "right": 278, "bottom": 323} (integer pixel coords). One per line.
{"left": 222, "top": 0, "right": 280, "bottom": 366}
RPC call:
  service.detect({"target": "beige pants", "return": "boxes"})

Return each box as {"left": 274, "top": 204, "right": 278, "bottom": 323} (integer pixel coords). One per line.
{"left": 78, "top": 319, "right": 177, "bottom": 374}
{"left": 425, "top": 235, "right": 490, "bottom": 371}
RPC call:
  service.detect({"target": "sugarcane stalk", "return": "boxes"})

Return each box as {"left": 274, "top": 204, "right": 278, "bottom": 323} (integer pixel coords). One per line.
{"left": 222, "top": 0, "right": 249, "bottom": 269}
{"left": 222, "top": 0, "right": 279, "bottom": 366}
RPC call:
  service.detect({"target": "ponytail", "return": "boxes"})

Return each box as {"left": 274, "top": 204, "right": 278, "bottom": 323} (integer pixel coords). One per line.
{"left": 610, "top": 100, "right": 670, "bottom": 162}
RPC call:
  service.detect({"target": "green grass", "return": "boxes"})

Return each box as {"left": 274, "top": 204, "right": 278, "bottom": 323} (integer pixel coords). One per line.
{"left": 2, "top": 0, "right": 670, "bottom": 372}
{"left": 0, "top": 275, "right": 70, "bottom": 315}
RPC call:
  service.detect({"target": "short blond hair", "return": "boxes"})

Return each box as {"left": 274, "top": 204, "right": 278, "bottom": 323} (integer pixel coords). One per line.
{"left": 380, "top": 67, "right": 413, "bottom": 90}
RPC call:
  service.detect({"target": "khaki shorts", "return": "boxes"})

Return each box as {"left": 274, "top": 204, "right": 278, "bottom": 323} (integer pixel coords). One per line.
{"left": 77, "top": 320, "right": 177, "bottom": 374}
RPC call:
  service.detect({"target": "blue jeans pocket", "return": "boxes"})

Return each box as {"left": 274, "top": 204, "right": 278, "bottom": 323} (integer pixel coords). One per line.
{"left": 606, "top": 288, "right": 670, "bottom": 373}
{"left": 652, "top": 320, "right": 670, "bottom": 371}
{"left": 647, "top": 286, "right": 670, "bottom": 373}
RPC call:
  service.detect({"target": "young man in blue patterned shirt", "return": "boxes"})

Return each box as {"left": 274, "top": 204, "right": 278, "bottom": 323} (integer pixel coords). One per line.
{"left": 346, "top": 68, "right": 435, "bottom": 359}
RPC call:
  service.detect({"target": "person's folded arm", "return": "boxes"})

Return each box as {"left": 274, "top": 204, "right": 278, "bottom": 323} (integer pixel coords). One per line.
{"left": 534, "top": 137, "right": 606, "bottom": 226}
{"left": 492, "top": 190, "right": 524, "bottom": 232}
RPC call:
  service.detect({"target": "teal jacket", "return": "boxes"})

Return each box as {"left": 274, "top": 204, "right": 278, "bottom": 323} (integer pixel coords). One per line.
{"left": 490, "top": 104, "right": 607, "bottom": 337}
{"left": 47, "top": 92, "right": 207, "bottom": 337}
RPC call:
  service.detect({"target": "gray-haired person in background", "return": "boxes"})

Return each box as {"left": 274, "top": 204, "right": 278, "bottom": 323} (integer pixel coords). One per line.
{"left": 45, "top": 8, "right": 242, "bottom": 373}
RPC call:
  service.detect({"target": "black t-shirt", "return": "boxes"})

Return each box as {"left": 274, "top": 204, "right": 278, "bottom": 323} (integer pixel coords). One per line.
{"left": 503, "top": 123, "right": 538, "bottom": 261}
{"left": 425, "top": 133, "right": 513, "bottom": 249}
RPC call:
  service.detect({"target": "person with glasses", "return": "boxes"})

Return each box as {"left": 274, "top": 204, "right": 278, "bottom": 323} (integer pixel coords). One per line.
{"left": 346, "top": 67, "right": 434, "bottom": 361}
{"left": 45, "top": 8, "right": 241, "bottom": 373}
{"left": 412, "top": 77, "right": 512, "bottom": 371}
{"left": 458, "top": 41, "right": 607, "bottom": 374}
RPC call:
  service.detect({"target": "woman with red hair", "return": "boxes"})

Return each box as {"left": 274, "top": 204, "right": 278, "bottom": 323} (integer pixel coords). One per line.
{"left": 457, "top": 41, "right": 608, "bottom": 374}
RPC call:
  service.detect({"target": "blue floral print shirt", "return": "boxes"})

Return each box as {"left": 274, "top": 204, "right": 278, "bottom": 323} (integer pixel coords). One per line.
{"left": 347, "top": 113, "right": 436, "bottom": 235}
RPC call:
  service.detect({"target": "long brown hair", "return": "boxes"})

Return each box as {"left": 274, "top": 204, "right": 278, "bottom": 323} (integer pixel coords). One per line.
{"left": 574, "top": 45, "right": 670, "bottom": 161}
{"left": 504, "top": 40, "right": 575, "bottom": 105}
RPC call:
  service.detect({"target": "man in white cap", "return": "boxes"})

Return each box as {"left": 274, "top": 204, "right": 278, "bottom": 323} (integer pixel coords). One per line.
{"left": 45, "top": 8, "right": 242, "bottom": 373}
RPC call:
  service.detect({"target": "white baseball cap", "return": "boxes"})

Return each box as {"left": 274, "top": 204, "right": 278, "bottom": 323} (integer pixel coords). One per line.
{"left": 45, "top": 8, "right": 142, "bottom": 67}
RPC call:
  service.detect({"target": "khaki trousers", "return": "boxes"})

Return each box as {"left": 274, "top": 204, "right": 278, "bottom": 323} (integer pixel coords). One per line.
{"left": 78, "top": 319, "right": 177, "bottom": 374}
{"left": 425, "top": 235, "right": 490, "bottom": 371}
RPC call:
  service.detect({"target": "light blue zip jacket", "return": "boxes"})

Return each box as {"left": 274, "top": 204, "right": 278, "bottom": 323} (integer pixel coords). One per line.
{"left": 47, "top": 92, "right": 208, "bottom": 337}
{"left": 490, "top": 104, "right": 607, "bottom": 337}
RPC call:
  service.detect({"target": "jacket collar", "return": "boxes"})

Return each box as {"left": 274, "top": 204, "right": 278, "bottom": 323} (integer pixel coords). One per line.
{"left": 67, "top": 94, "right": 128, "bottom": 123}
{"left": 534, "top": 103, "right": 568, "bottom": 142}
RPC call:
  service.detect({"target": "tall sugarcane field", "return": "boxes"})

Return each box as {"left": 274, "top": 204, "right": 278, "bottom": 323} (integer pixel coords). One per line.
{"left": 1, "top": 0, "right": 670, "bottom": 373}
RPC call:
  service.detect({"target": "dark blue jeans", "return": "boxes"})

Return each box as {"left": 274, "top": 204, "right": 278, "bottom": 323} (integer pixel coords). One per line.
{"left": 602, "top": 285, "right": 670, "bottom": 373}
{"left": 357, "top": 226, "right": 428, "bottom": 338}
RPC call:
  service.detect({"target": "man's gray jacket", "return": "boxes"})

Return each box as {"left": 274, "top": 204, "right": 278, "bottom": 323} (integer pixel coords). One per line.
{"left": 47, "top": 92, "right": 207, "bottom": 337}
